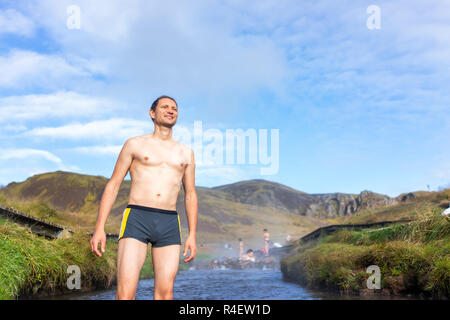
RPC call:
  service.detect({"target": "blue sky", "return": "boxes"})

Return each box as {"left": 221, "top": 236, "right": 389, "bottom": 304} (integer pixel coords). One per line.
{"left": 0, "top": 0, "right": 449, "bottom": 197}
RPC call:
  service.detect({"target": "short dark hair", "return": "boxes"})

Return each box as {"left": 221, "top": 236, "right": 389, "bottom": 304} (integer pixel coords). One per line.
{"left": 151, "top": 95, "right": 177, "bottom": 112}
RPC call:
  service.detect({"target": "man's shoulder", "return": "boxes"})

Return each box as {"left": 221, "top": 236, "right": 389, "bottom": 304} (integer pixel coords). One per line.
{"left": 172, "top": 141, "right": 195, "bottom": 164}
{"left": 126, "top": 136, "right": 194, "bottom": 155}
{"left": 121, "top": 136, "right": 148, "bottom": 153}
{"left": 126, "top": 135, "right": 150, "bottom": 145}
{"left": 123, "top": 136, "right": 139, "bottom": 146}
{"left": 173, "top": 139, "right": 193, "bottom": 153}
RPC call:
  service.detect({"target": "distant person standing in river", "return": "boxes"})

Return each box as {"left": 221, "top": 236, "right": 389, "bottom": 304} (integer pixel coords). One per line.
{"left": 90, "top": 95, "right": 198, "bottom": 300}
{"left": 263, "top": 228, "right": 270, "bottom": 256}
{"left": 238, "top": 238, "right": 244, "bottom": 259}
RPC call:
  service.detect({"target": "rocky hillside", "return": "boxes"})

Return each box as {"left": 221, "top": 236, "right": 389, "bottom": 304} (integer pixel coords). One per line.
{"left": 0, "top": 171, "right": 416, "bottom": 244}
{"left": 213, "top": 179, "right": 403, "bottom": 218}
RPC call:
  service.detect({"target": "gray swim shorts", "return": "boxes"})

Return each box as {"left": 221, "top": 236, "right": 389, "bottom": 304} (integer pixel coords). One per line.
{"left": 118, "top": 204, "right": 182, "bottom": 247}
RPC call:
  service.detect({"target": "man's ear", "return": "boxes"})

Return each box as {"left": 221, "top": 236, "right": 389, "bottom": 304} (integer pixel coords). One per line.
{"left": 149, "top": 108, "right": 155, "bottom": 121}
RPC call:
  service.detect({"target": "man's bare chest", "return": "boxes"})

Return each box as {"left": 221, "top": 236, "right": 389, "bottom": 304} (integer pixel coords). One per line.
{"left": 132, "top": 143, "right": 188, "bottom": 170}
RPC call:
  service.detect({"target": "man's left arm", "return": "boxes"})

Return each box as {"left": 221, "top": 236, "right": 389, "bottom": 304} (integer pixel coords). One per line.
{"left": 182, "top": 148, "right": 198, "bottom": 263}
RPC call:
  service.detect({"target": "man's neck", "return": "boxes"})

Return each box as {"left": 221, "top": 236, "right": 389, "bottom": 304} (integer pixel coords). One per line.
{"left": 151, "top": 125, "right": 173, "bottom": 141}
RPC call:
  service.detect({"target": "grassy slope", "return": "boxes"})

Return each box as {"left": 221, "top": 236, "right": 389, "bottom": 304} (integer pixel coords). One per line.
{"left": 7, "top": 170, "right": 389, "bottom": 248}
{"left": 0, "top": 179, "right": 315, "bottom": 298}
{"left": 0, "top": 216, "right": 157, "bottom": 300}
{"left": 0, "top": 171, "right": 134, "bottom": 233}
{"left": 281, "top": 204, "right": 450, "bottom": 298}
{"left": 4, "top": 172, "right": 448, "bottom": 297}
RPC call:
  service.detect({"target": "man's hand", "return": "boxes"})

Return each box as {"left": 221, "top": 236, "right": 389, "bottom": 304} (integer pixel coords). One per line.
{"left": 90, "top": 229, "right": 106, "bottom": 257}
{"left": 183, "top": 234, "right": 197, "bottom": 263}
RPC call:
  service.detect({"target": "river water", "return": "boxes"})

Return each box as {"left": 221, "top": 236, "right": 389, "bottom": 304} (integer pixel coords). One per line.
{"left": 59, "top": 268, "right": 321, "bottom": 300}
{"left": 52, "top": 267, "right": 414, "bottom": 300}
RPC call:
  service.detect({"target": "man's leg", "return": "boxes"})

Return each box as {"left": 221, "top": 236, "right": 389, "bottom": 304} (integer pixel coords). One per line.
{"left": 116, "top": 238, "right": 148, "bottom": 300}
{"left": 152, "top": 244, "right": 181, "bottom": 300}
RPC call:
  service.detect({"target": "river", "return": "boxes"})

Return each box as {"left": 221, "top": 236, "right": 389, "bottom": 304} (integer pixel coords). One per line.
{"left": 49, "top": 267, "right": 414, "bottom": 300}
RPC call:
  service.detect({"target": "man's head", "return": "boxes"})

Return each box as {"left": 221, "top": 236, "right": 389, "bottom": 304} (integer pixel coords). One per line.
{"left": 149, "top": 95, "right": 178, "bottom": 127}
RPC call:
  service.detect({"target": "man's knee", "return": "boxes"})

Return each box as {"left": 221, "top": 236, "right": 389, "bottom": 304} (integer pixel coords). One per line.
{"left": 116, "top": 293, "right": 135, "bottom": 300}
{"left": 154, "top": 286, "right": 173, "bottom": 300}
{"left": 116, "top": 286, "right": 136, "bottom": 300}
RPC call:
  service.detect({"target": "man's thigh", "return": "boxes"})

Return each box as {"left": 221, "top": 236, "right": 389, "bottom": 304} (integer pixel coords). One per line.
{"left": 117, "top": 238, "right": 148, "bottom": 296}
{"left": 151, "top": 244, "right": 181, "bottom": 290}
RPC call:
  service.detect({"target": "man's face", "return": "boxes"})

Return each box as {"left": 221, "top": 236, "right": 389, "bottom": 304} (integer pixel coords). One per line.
{"left": 150, "top": 98, "right": 178, "bottom": 127}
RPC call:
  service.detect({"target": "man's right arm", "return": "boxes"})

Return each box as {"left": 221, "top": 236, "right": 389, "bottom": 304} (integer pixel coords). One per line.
{"left": 90, "top": 138, "right": 134, "bottom": 257}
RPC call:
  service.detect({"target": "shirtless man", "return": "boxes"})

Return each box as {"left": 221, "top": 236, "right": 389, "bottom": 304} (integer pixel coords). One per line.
{"left": 238, "top": 238, "right": 244, "bottom": 259}
{"left": 263, "top": 228, "right": 270, "bottom": 256}
{"left": 90, "top": 95, "right": 198, "bottom": 300}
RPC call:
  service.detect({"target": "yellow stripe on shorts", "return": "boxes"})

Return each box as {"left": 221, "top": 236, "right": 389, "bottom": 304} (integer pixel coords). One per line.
{"left": 119, "top": 207, "right": 131, "bottom": 239}
{"left": 177, "top": 214, "right": 182, "bottom": 243}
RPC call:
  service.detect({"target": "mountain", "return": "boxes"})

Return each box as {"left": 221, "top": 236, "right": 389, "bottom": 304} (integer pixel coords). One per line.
{"left": 0, "top": 171, "right": 417, "bottom": 246}
{"left": 212, "top": 179, "right": 399, "bottom": 218}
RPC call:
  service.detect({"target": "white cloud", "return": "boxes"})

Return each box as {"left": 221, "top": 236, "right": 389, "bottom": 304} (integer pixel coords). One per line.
{"left": 3, "top": 0, "right": 450, "bottom": 196}
{"left": 0, "top": 8, "right": 35, "bottom": 36}
{"left": 13, "top": 0, "right": 290, "bottom": 102}
{"left": 69, "top": 145, "right": 122, "bottom": 155}
{"left": 22, "top": 117, "right": 195, "bottom": 144}
{"left": 0, "top": 148, "right": 62, "bottom": 163}
{"left": 0, "top": 91, "right": 121, "bottom": 122}
{"left": 23, "top": 118, "right": 151, "bottom": 141}
{"left": 0, "top": 50, "right": 95, "bottom": 89}
{"left": 0, "top": 148, "right": 81, "bottom": 186}
{"left": 10, "top": 0, "right": 448, "bottom": 120}
{"left": 3, "top": 124, "right": 27, "bottom": 132}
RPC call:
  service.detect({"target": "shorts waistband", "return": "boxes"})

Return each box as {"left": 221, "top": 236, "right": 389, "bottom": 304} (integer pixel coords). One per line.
{"left": 126, "top": 204, "right": 178, "bottom": 215}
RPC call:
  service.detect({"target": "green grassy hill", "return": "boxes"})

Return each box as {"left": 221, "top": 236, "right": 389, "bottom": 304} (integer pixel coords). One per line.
{"left": 1, "top": 170, "right": 449, "bottom": 299}
{"left": 0, "top": 171, "right": 320, "bottom": 250}
{"left": 1, "top": 170, "right": 445, "bottom": 253}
